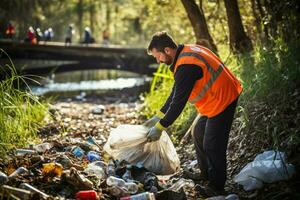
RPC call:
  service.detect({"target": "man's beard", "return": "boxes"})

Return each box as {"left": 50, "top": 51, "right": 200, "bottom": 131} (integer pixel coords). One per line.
{"left": 164, "top": 54, "right": 173, "bottom": 65}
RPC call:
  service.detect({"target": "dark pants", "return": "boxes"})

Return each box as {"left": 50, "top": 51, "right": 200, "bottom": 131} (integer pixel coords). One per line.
{"left": 192, "top": 98, "right": 238, "bottom": 190}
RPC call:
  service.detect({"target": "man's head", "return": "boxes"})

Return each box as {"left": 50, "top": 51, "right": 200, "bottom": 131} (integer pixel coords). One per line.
{"left": 147, "top": 31, "right": 178, "bottom": 65}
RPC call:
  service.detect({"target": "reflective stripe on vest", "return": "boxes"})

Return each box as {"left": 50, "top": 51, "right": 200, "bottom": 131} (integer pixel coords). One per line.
{"left": 177, "top": 52, "right": 224, "bottom": 104}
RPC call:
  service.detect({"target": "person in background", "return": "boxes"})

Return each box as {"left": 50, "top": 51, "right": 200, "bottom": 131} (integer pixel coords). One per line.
{"left": 83, "top": 27, "right": 94, "bottom": 45}
{"left": 65, "top": 24, "right": 74, "bottom": 46}
{"left": 35, "top": 28, "right": 43, "bottom": 44}
{"left": 102, "top": 30, "right": 110, "bottom": 46}
{"left": 144, "top": 31, "right": 242, "bottom": 197}
{"left": 44, "top": 28, "right": 54, "bottom": 43}
{"left": 5, "top": 22, "right": 15, "bottom": 39}
{"left": 25, "top": 26, "right": 36, "bottom": 44}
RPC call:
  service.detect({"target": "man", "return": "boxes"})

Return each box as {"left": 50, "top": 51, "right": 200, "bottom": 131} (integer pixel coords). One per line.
{"left": 144, "top": 31, "right": 242, "bottom": 196}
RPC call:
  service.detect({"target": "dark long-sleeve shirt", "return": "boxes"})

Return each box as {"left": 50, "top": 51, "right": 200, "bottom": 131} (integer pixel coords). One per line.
{"left": 159, "top": 45, "right": 203, "bottom": 128}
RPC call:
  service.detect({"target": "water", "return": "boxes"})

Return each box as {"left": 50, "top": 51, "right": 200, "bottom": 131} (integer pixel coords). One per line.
{"left": 30, "top": 69, "right": 151, "bottom": 96}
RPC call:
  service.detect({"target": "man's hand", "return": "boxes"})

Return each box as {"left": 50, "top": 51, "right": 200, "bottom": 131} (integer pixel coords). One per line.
{"left": 143, "top": 116, "right": 160, "bottom": 128}
{"left": 143, "top": 111, "right": 165, "bottom": 128}
{"left": 146, "top": 122, "right": 166, "bottom": 142}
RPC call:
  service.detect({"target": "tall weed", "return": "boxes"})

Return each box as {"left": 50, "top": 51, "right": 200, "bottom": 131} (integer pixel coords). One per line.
{"left": 0, "top": 49, "right": 49, "bottom": 157}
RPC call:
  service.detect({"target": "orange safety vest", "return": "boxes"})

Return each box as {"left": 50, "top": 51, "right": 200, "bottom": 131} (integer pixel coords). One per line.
{"left": 173, "top": 45, "right": 242, "bottom": 118}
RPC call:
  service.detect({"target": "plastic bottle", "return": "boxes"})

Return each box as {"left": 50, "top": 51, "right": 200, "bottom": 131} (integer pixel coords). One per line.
{"left": 1, "top": 185, "right": 32, "bottom": 200}
{"left": 42, "top": 163, "right": 63, "bottom": 177}
{"left": 15, "top": 149, "right": 37, "bottom": 156}
{"left": 206, "top": 196, "right": 225, "bottom": 200}
{"left": 0, "top": 171, "right": 8, "bottom": 185}
{"left": 76, "top": 190, "right": 98, "bottom": 200}
{"left": 84, "top": 162, "right": 106, "bottom": 179}
{"left": 225, "top": 194, "right": 239, "bottom": 200}
{"left": 34, "top": 142, "right": 52, "bottom": 153}
{"left": 19, "top": 183, "right": 49, "bottom": 199}
{"left": 110, "top": 185, "right": 128, "bottom": 197}
{"left": 106, "top": 159, "right": 116, "bottom": 176}
{"left": 168, "top": 178, "right": 195, "bottom": 192}
{"left": 8, "top": 167, "right": 28, "bottom": 179}
{"left": 87, "top": 151, "right": 101, "bottom": 162}
{"left": 72, "top": 146, "right": 85, "bottom": 157}
{"left": 122, "top": 165, "right": 133, "bottom": 182}
{"left": 120, "top": 192, "right": 156, "bottom": 200}
{"left": 107, "top": 176, "right": 126, "bottom": 187}
{"left": 125, "top": 182, "right": 139, "bottom": 194}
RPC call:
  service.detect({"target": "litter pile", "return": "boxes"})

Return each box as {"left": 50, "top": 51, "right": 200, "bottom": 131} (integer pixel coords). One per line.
{"left": 0, "top": 124, "right": 195, "bottom": 200}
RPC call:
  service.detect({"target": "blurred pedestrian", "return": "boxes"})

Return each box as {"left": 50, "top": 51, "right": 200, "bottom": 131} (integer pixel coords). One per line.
{"left": 44, "top": 28, "right": 54, "bottom": 43}
{"left": 25, "top": 26, "right": 37, "bottom": 44}
{"left": 5, "top": 22, "right": 15, "bottom": 39}
{"left": 35, "top": 28, "right": 43, "bottom": 44}
{"left": 65, "top": 24, "right": 74, "bottom": 46}
{"left": 102, "top": 30, "right": 110, "bottom": 46}
{"left": 83, "top": 27, "right": 91, "bottom": 45}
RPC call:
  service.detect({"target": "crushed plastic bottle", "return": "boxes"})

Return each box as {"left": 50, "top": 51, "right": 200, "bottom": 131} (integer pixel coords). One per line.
{"left": 125, "top": 182, "right": 139, "bottom": 194}
{"left": 87, "top": 151, "right": 101, "bottom": 162}
{"left": 120, "top": 192, "right": 156, "bottom": 200}
{"left": 15, "top": 149, "right": 37, "bottom": 156}
{"left": 76, "top": 190, "right": 98, "bottom": 200}
{"left": 107, "top": 176, "right": 126, "bottom": 187}
{"left": 33, "top": 142, "right": 52, "bottom": 153}
{"left": 19, "top": 183, "right": 49, "bottom": 199}
{"left": 107, "top": 159, "right": 116, "bottom": 176}
{"left": 72, "top": 146, "right": 85, "bottom": 157}
{"left": 42, "top": 162, "right": 63, "bottom": 177}
{"left": 122, "top": 165, "right": 133, "bottom": 182}
{"left": 110, "top": 185, "right": 128, "bottom": 197}
{"left": 206, "top": 196, "right": 225, "bottom": 200}
{"left": 84, "top": 162, "right": 106, "bottom": 179}
{"left": 8, "top": 167, "right": 28, "bottom": 179}
{"left": 0, "top": 171, "right": 8, "bottom": 185}
{"left": 168, "top": 178, "right": 195, "bottom": 192}
{"left": 225, "top": 194, "right": 239, "bottom": 200}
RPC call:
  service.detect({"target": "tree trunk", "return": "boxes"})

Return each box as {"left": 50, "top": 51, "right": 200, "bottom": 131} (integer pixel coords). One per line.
{"left": 77, "top": 0, "right": 83, "bottom": 41}
{"left": 181, "top": 0, "right": 218, "bottom": 52}
{"left": 224, "top": 0, "right": 253, "bottom": 53}
{"left": 89, "top": 1, "right": 95, "bottom": 34}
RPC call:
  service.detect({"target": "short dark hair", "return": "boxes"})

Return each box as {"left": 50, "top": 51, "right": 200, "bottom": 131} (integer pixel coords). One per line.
{"left": 147, "top": 31, "right": 177, "bottom": 54}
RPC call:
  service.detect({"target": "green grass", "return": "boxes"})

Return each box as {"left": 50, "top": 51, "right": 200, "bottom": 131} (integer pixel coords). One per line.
{"left": 0, "top": 49, "right": 50, "bottom": 158}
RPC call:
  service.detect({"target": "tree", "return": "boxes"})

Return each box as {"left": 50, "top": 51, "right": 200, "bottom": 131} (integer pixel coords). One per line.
{"left": 224, "top": 0, "right": 253, "bottom": 53}
{"left": 181, "top": 0, "right": 218, "bottom": 52}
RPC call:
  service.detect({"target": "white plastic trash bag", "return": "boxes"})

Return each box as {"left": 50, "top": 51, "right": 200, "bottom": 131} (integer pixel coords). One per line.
{"left": 234, "top": 150, "right": 295, "bottom": 191}
{"left": 104, "top": 124, "right": 180, "bottom": 175}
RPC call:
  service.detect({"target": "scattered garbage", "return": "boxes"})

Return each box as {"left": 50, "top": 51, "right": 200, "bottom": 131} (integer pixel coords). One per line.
{"left": 8, "top": 167, "right": 28, "bottom": 179}
{"left": 206, "top": 194, "right": 239, "bottom": 200}
{"left": 168, "top": 178, "right": 195, "bottom": 192}
{"left": 104, "top": 124, "right": 180, "bottom": 175}
{"left": 15, "top": 148, "right": 37, "bottom": 156}
{"left": 234, "top": 150, "right": 295, "bottom": 191}
{"left": 76, "top": 190, "right": 99, "bottom": 200}
{"left": 19, "top": 183, "right": 50, "bottom": 199}
{"left": 91, "top": 105, "right": 105, "bottom": 115}
{"left": 120, "top": 192, "right": 156, "bottom": 200}
{"left": 33, "top": 142, "right": 53, "bottom": 153}
{"left": 0, "top": 172, "right": 8, "bottom": 185}
{"left": 87, "top": 151, "right": 101, "bottom": 162}
{"left": 0, "top": 115, "right": 200, "bottom": 199}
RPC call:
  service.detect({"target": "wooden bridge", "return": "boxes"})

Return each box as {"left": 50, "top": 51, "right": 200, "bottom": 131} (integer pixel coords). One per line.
{"left": 0, "top": 40, "right": 157, "bottom": 75}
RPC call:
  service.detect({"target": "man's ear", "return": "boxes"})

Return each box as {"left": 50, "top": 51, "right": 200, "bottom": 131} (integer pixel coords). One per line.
{"left": 164, "top": 47, "right": 171, "bottom": 54}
